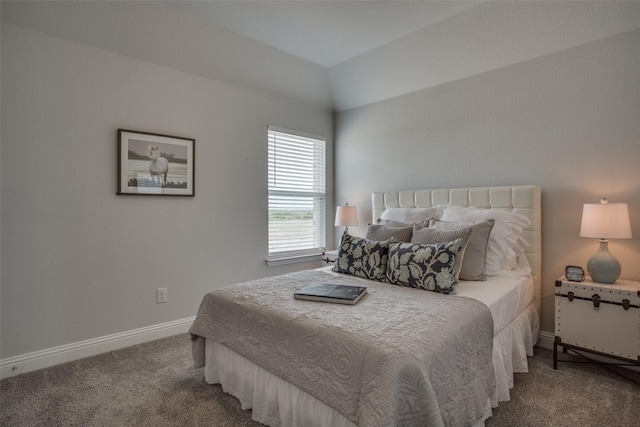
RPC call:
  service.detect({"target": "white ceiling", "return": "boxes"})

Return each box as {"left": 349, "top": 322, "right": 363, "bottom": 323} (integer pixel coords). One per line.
{"left": 3, "top": 1, "right": 640, "bottom": 111}
{"left": 166, "top": 1, "right": 479, "bottom": 68}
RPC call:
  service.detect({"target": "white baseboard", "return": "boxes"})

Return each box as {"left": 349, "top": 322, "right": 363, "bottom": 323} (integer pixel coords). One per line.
{"left": 0, "top": 317, "right": 195, "bottom": 379}
{"left": 536, "top": 330, "right": 555, "bottom": 350}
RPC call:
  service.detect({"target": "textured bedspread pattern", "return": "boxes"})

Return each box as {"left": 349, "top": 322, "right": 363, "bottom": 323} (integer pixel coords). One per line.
{"left": 190, "top": 270, "right": 495, "bottom": 427}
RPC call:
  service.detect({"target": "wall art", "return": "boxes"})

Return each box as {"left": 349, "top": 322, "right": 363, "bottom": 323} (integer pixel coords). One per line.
{"left": 117, "top": 129, "right": 195, "bottom": 196}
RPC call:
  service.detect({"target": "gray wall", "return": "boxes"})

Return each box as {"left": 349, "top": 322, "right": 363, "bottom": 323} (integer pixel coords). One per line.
{"left": 3, "top": 3, "right": 639, "bottom": 360}
{"left": 1, "top": 23, "right": 333, "bottom": 358}
{"left": 335, "top": 29, "right": 640, "bottom": 334}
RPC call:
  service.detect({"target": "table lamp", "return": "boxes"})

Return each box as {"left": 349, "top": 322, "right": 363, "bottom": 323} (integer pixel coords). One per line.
{"left": 580, "top": 198, "right": 632, "bottom": 284}
{"left": 335, "top": 203, "right": 358, "bottom": 234}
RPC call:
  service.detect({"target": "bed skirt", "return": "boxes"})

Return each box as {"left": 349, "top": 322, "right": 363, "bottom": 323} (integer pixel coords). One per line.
{"left": 203, "top": 302, "right": 539, "bottom": 427}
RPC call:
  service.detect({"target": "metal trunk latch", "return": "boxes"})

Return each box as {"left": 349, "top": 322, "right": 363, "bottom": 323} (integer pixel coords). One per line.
{"left": 567, "top": 292, "right": 574, "bottom": 302}
{"left": 592, "top": 294, "right": 601, "bottom": 311}
{"left": 622, "top": 299, "right": 630, "bottom": 310}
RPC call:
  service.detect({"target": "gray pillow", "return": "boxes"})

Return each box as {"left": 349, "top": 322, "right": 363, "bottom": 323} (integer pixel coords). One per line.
{"left": 365, "top": 224, "right": 413, "bottom": 242}
{"left": 411, "top": 225, "right": 473, "bottom": 281}
{"left": 376, "top": 218, "right": 429, "bottom": 227}
{"left": 428, "top": 219, "right": 495, "bottom": 281}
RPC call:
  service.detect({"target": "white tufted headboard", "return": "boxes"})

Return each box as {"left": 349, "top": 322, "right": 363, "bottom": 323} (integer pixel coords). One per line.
{"left": 372, "top": 185, "right": 542, "bottom": 318}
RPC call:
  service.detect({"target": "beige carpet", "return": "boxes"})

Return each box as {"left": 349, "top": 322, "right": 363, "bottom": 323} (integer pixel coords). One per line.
{"left": 1, "top": 334, "right": 638, "bottom": 426}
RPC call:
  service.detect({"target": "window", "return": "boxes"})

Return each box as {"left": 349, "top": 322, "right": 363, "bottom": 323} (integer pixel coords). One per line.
{"left": 267, "top": 126, "right": 326, "bottom": 265}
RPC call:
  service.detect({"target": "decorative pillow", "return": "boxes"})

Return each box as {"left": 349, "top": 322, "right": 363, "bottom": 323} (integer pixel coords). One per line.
{"left": 428, "top": 219, "right": 495, "bottom": 281}
{"left": 514, "top": 235, "right": 529, "bottom": 259}
{"left": 333, "top": 233, "right": 393, "bottom": 281}
{"left": 440, "top": 205, "right": 530, "bottom": 276}
{"left": 365, "top": 224, "right": 413, "bottom": 242}
{"left": 376, "top": 218, "right": 429, "bottom": 227}
{"left": 411, "top": 225, "right": 473, "bottom": 280}
{"left": 514, "top": 253, "right": 532, "bottom": 275}
{"left": 386, "top": 239, "right": 467, "bottom": 294}
{"left": 379, "top": 206, "right": 445, "bottom": 223}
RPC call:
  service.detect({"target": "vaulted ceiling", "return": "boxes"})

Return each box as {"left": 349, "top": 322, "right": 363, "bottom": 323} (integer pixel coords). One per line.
{"left": 3, "top": 1, "right": 640, "bottom": 111}
{"left": 166, "top": 1, "right": 479, "bottom": 68}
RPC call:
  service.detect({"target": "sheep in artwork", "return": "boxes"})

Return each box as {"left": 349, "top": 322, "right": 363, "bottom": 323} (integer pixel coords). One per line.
{"left": 148, "top": 145, "right": 169, "bottom": 187}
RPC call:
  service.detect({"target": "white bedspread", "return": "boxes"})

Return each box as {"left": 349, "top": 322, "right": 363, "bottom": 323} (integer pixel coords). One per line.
{"left": 190, "top": 269, "right": 496, "bottom": 426}
{"left": 319, "top": 266, "right": 534, "bottom": 336}
{"left": 300, "top": 268, "right": 539, "bottom": 408}
{"left": 193, "top": 270, "right": 539, "bottom": 427}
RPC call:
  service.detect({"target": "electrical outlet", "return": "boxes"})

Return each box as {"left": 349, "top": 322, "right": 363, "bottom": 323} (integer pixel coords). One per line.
{"left": 157, "top": 288, "right": 168, "bottom": 303}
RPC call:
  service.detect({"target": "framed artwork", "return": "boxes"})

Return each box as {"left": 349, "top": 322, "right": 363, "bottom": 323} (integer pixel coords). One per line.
{"left": 117, "top": 129, "right": 195, "bottom": 196}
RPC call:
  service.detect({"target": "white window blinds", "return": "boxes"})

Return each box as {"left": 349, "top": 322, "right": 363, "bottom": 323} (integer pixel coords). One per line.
{"left": 268, "top": 126, "right": 326, "bottom": 263}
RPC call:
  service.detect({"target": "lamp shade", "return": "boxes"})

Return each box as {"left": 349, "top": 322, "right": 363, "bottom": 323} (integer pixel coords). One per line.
{"left": 335, "top": 205, "right": 358, "bottom": 227}
{"left": 580, "top": 199, "right": 631, "bottom": 284}
{"left": 580, "top": 202, "right": 632, "bottom": 239}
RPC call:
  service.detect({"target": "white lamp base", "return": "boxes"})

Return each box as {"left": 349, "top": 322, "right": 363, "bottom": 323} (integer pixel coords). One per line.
{"left": 587, "top": 239, "right": 621, "bottom": 284}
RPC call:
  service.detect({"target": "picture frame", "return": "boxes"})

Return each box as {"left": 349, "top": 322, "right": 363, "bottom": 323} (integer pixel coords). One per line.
{"left": 117, "top": 129, "right": 195, "bottom": 196}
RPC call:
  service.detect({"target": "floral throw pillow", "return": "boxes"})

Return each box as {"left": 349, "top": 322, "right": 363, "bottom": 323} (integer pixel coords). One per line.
{"left": 333, "top": 232, "right": 392, "bottom": 282}
{"left": 386, "top": 239, "right": 467, "bottom": 293}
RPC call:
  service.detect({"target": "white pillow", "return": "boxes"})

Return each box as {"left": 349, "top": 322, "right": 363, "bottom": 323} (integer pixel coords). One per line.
{"left": 379, "top": 206, "right": 445, "bottom": 223}
{"left": 514, "top": 254, "right": 532, "bottom": 275}
{"left": 513, "top": 235, "right": 529, "bottom": 259}
{"left": 440, "top": 205, "right": 530, "bottom": 276}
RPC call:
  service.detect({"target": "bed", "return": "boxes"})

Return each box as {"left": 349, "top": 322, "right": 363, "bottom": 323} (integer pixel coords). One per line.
{"left": 190, "top": 185, "right": 541, "bottom": 427}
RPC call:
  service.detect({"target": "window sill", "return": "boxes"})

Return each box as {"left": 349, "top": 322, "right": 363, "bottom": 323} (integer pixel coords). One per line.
{"left": 266, "top": 253, "right": 323, "bottom": 267}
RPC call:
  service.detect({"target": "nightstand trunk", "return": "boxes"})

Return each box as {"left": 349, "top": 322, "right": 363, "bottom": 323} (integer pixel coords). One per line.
{"left": 554, "top": 277, "right": 640, "bottom": 377}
